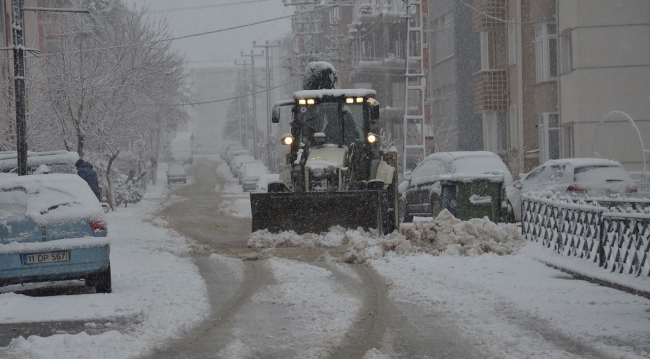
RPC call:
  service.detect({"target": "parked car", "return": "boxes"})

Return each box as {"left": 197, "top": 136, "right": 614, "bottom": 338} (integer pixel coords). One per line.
{"left": 0, "top": 174, "right": 111, "bottom": 293}
{"left": 0, "top": 150, "right": 79, "bottom": 175}
{"left": 167, "top": 162, "right": 187, "bottom": 184}
{"left": 507, "top": 158, "right": 637, "bottom": 221}
{"left": 220, "top": 141, "right": 241, "bottom": 158}
{"left": 401, "top": 151, "right": 513, "bottom": 222}
{"left": 225, "top": 147, "right": 250, "bottom": 165}
{"left": 240, "top": 162, "right": 268, "bottom": 191}
{"left": 230, "top": 155, "right": 256, "bottom": 177}
{"left": 255, "top": 173, "right": 281, "bottom": 193}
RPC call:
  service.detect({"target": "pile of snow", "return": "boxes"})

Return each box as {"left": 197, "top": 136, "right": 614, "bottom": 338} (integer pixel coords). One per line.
{"left": 248, "top": 210, "right": 524, "bottom": 263}
{"left": 399, "top": 210, "right": 524, "bottom": 256}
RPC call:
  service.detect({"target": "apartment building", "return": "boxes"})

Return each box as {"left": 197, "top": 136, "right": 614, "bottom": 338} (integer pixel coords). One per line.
{"left": 427, "top": 0, "right": 482, "bottom": 152}
{"left": 558, "top": 0, "right": 650, "bottom": 171}
{"left": 502, "top": 0, "right": 559, "bottom": 175}
{"left": 348, "top": 0, "right": 409, "bottom": 142}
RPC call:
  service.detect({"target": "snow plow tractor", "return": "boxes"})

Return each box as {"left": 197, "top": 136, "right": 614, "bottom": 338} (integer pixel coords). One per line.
{"left": 250, "top": 62, "right": 399, "bottom": 235}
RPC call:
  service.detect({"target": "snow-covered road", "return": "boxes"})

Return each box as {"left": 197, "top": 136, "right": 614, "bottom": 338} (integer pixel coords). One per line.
{"left": 1, "top": 155, "right": 649, "bottom": 359}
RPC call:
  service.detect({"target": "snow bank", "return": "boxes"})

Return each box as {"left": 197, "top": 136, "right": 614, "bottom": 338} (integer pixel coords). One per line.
{"left": 248, "top": 210, "right": 524, "bottom": 263}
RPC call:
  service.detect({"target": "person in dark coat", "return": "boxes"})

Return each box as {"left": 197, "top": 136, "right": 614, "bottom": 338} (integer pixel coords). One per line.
{"left": 75, "top": 159, "right": 101, "bottom": 201}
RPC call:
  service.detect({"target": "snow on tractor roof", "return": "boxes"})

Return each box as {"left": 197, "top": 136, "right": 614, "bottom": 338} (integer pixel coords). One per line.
{"left": 293, "top": 88, "right": 377, "bottom": 99}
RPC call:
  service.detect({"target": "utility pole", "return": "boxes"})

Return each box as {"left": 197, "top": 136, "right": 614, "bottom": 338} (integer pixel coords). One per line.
{"left": 241, "top": 50, "right": 264, "bottom": 159}
{"left": 253, "top": 40, "right": 281, "bottom": 172}
{"left": 234, "top": 60, "right": 250, "bottom": 150}
{"left": 236, "top": 71, "right": 243, "bottom": 144}
{"left": 11, "top": 0, "right": 27, "bottom": 176}
{"left": 5, "top": 2, "right": 88, "bottom": 175}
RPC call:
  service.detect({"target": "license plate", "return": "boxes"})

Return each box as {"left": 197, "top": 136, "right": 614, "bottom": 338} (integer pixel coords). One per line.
{"left": 23, "top": 251, "right": 69, "bottom": 265}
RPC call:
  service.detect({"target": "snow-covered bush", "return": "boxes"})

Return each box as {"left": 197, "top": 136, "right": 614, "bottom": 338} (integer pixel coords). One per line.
{"left": 114, "top": 174, "right": 145, "bottom": 207}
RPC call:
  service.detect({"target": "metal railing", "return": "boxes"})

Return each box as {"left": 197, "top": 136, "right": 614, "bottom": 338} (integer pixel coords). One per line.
{"left": 522, "top": 193, "right": 650, "bottom": 277}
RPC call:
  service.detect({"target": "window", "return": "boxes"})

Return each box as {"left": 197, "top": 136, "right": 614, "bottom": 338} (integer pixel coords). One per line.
{"left": 535, "top": 23, "right": 558, "bottom": 82}
{"left": 509, "top": 105, "right": 518, "bottom": 150}
{"left": 508, "top": 21, "right": 516, "bottom": 65}
{"left": 560, "top": 30, "right": 572, "bottom": 74}
{"left": 433, "top": 12, "right": 454, "bottom": 63}
{"left": 329, "top": 6, "right": 340, "bottom": 25}
{"left": 539, "top": 113, "right": 560, "bottom": 163}
{"left": 480, "top": 31, "right": 490, "bottom": 70}
{"left": 563, "top": 123, "right": 574, "bottom": 158}
{"left": 483, "top": 111, "right": 506, "bottom": 153}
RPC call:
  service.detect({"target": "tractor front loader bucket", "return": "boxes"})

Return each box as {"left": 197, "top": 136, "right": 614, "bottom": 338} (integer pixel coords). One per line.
{"left": 250, "top": 191, "right": 384, "bottom": 234}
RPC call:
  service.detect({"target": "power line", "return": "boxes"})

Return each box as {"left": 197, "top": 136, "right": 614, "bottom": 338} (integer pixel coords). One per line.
{"left": 149, "top": 0, "right": 273, "bottom": 14}
{"left": 10, "top": 2, "right": 349, "bottom": 60}
{"left": 142, "top": 79, "right": 298, "bottom": 107}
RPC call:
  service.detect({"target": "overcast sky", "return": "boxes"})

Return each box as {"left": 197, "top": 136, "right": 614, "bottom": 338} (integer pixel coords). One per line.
{"left": 125, "top": 0, "right": 292, "bottom": 68}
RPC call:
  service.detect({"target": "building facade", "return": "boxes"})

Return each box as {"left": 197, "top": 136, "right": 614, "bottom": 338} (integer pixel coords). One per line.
{"left": 558, "top": 0, "right": 650, "bottom": 171}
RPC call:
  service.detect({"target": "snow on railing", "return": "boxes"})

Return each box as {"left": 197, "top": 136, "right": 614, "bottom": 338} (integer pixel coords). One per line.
{"left": 522, "top": 192, "right": 650, "bottom": 277}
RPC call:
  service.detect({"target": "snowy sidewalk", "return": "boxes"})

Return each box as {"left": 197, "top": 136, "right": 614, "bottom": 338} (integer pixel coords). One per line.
{"left": 0, "top": 166, "right": 209, "bottom": 359}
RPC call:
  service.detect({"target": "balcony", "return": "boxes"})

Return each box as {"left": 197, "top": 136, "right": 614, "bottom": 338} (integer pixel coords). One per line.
{"left": 473, "top": 69, "right": 507, "bottom": 112}
{"left": 472, "top": 0, "right": 507, "bottom": 32}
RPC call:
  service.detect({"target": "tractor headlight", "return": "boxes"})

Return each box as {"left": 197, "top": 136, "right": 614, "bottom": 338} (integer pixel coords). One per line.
{"left": 346, "top": 98, "right": 354, "bottom": 104}
{"left": 366, "top": 133, "right": 379, "bottom": 144}
{"left": 298, "top": 99, "right": 307, "bottom": 105}
{"left": 356, "top": 97, "right": 364, "bottom": 103}
{"left": 306, "top": 98, "right": 315, "bottom": 105}
{"left": 281, "top": 135, "right": 294, "bottom": 146}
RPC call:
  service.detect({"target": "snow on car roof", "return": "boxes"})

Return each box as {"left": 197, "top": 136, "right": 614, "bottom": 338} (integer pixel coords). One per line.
{"left": 293, "top": 88, "right": 377, "bottom": 99}
{"left": 0, "top": 174, "right": 104, "bottom": 225}
{"left": 0, "top": 151, "right": 79, "bottom": 173}
{"left": 544, "top": 158, "right": 623, "bottom": 168}
{"left": 423, "top": 151, "right": 500, "bottom": 162}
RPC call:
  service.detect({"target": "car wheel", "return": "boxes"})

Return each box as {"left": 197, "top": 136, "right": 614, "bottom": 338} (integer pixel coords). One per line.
{"left": 87, "top": 264, "right": 112, "bottom": 294}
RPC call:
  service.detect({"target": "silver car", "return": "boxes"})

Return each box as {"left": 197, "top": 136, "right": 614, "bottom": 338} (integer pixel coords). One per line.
{"left": 506, "top": 158, "right": 637, "bottom": 221}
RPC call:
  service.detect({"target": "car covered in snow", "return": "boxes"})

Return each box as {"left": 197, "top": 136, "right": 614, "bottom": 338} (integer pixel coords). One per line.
{"left": 401, "top": 151, "right": 513, "bottom": 222}
{"left": 167, "top": 162, "right": 187, "bottom": 184}
{"left": 0, "top": 150, "right": 79, "bottom": 175}
{"left": 0, "top": 174, "right": 111, "bottom": 293}
{"left": 507, "top": 158, "right": 637, "bottom": 222}
{"left": 255, "top": 173, "right": 281, "bottom": 193}
{"left": 225, "top": 147, "right": 250, "bottom": 165}
{"left": 230, "top": 154, "right": 256, "bottom": 177}
{"left": 240, "top": 162, "right": 268, "bottom": 191}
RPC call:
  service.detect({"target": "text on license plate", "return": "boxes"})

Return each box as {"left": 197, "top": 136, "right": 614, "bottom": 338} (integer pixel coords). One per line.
{"left": 23, "top": 252, "right": 69, "bottom": 264}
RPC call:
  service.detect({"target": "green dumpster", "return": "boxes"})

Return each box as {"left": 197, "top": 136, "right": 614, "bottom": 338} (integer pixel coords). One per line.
{"left": 440, "top": 174, "right": 504, "bottom": 222}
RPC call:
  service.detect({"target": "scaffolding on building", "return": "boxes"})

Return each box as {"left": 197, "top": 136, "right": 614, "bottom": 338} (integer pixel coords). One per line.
{"left": 402, "top": 0, "right": 428, "bottom": 174}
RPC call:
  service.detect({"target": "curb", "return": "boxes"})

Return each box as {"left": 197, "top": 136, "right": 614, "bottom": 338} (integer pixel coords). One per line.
{"left": 540, "top": 261, "right": 650, "bottom": 301}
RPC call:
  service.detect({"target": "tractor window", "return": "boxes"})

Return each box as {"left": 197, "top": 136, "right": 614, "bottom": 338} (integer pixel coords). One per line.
{"left": 298, "top": 103, "right": 364, "bottom": 146}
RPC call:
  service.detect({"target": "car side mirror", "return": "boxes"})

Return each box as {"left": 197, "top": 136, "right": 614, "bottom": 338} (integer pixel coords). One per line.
{"left": 271, "top": 105, "right": 281, "bottom": 124}
{"left": 368, "top": 98, "right": 380, "bottom": 123}
{"left": 514, "top": 181, "right": 522, "bottom": 189}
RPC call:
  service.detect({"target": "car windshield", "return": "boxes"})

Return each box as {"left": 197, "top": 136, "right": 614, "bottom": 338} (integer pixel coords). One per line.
{"left": 168, "top": 164, "right": 185, "bottom": 175}
{"left": 298, "top": 102, "right": 364, "bottom": 146}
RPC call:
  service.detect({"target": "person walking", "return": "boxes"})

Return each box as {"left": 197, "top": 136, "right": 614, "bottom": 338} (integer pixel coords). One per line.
{"left": 75, "top": 159, "right": 101, "bottom": 201}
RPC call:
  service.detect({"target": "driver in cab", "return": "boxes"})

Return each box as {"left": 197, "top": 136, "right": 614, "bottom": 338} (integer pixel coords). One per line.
{"left": 322, "top": 107, "right": 360, "bottom": 146}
